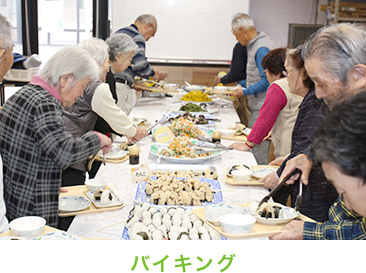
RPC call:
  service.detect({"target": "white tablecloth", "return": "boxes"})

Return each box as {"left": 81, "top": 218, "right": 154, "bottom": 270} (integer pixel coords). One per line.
{"left": 67, "top": 94, "right": 270, "bottom": 239}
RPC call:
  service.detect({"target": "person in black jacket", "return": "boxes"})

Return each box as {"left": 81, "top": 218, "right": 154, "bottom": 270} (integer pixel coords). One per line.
{"left": 261, "top": 47, "right": 338, "bottom": 222}
{"left": 213, "top": 42, "right": 250, "bottom": 126}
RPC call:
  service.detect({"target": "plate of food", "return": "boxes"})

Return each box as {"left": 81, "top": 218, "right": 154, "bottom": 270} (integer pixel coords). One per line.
{"left": 166, "top": 112, "right": 217, "bottom": 126}
{"left": 155, "top": 118, "right": 213, "bottom": 139}
{"left": 247, "top": 201, "right": 300, "bottom": 225}
{"left": 121, "top": 203, "right": 225, "bottom": 240}
{"left": 97, "top": 143, "right": 128, "bottom": 159}
{"left": 134, "top": 177, "right": 223, "bottom": 207}
{"left": 179, "top": 90, "right": 215, "bottom": 104}
{"left": 149, "top": 137, "right": 223, "bottom": 164}
{"left": 59, "top": 196, "right": 91, "bottom": 212}
{"left": 85, "top": 189, "right": 124, "bottom": 208}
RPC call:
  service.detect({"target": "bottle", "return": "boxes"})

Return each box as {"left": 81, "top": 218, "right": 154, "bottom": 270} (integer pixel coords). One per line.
{"left": 212, "top": 131, "right": 221, "bottom": 143}
{"left": 129, "top": 145, "right": 140, "bottom": 165}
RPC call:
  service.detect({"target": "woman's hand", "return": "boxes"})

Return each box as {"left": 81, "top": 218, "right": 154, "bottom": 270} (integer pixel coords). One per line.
{"left": 279, "top": 154, "right": 313, "bottom": 185}
{"left": 229, "top": 85, "right": 244, "bottom": 98}
{"left": 269, "top": 220, "right": 305, "bottom": 240}
{"left": 259, "top": 171, "right": 279, "bottom": 189}
{"left": 229, "top": 142, "right": 250, "bottom": 151}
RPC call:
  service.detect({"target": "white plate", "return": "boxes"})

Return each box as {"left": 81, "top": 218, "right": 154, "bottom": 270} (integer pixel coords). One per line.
{"left": 247, "top": 202, "right": 300, "bottom": 225}
{"left": 166, "top": 112, "right": 216, "bottom": 126}
{"left": 97, "top": 143, "right": 128, "bottom": 159}
{"left": 36, "top": 231, "right": 82, "bottom": 240}
{"left": 59, "top": 196, "right": 91, "bottom": 212}
{"left": 152, "top": 125, "right": 213, "bottom": 139}
{"left": 181, "top": 85, "right": 207, "bottom": 92}
{"left": 85, "top": 190, "right": 124, "bottom": 208}
{"left": 149, "top": 142, "right": 223, "bottom": 164}
{"left": 134, "top": 177, "right": 223, "bottom": 207}
{"left": 251, "top": 167, "right": 278, "bottom": 179}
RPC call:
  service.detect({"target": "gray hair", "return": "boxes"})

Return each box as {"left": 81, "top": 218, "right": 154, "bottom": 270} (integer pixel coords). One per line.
{"left": 106, "top": 33, "right": 137, "bottom": 62}
{"left": 231, "top": 13, "right": 255, "bottom": 31}
{"left": 302, "top": 23, "right": 366, "bottom": 84}
{"left": 78, "top": 37, "right": 109, "bottom": 67}
{"left": 0, "top": 13, "right": 13, "bottom": 51}
{"left": 135, "top": 14, "right": 157, "bottom": 27}
{"left": 40, "top": 45, "right": 100, "bottom": 87}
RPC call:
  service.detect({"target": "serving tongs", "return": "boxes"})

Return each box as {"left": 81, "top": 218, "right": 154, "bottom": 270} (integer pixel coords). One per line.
{"left": 257, "top": 169, "right": 302, "bottom": 209}
{"left": 190, "top": 139, "right": 232, "bottom": 154}
{"left": 146, "top": 115, "right": 169, "bottom": 134}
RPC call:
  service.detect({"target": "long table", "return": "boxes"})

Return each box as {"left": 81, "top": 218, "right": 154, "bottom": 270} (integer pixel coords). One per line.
{"left": 67, "top": 93, "right": 270, "bottom": 239}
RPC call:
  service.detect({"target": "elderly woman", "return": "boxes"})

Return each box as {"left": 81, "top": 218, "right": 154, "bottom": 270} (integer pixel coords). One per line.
{"left": 0, "top": 13, "right": 14, "bottom": 233}
{"left": 260, "top": 47, "right": 338, "bottom": 222}
{"left": 94, "top": 33, "right": 140, "bottom": 136}
{"left": 62, "top": 35, "right": 147, "bottom": 189}
{"left": 0, "top": 46, "right": 112, "bottom": 228}
{"left": 230, "top": 48, "right": 303, "bottom": 159}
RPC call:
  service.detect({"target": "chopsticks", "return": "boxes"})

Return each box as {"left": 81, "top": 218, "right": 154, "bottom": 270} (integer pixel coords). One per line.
{"left": 257, "top": 169, "right": 302, "bottom": 208}
{"left": 96, "top": 220, "right": 126, "bottom": 232}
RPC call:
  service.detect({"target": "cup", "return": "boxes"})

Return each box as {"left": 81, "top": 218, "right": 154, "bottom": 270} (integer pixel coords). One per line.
{"left": 212, "top": 131, "right": 221, "bottom": 143}
{"left": 129, "top": 145, "right": 140, "bottom": 165}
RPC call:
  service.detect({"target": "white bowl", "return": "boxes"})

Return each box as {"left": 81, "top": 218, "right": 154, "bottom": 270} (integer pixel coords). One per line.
{"left": 231, "top": 169, "right": 253, "bottom": 181}
{"left": 85, "top": 178, "right": 108, "bottom": 191}
{"left": 9, "top": 216, "right": 46, "bottom": 239}
{"left": 219, "top": 213, "right": 256, "bottom": 234}
{"left": 218, "top": 129, "right": 236, "bottom": 137}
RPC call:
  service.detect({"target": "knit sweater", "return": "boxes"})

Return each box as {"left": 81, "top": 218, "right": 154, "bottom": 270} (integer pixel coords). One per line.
{"left": 115, "top": 24, "right": 155, "bottom": 82}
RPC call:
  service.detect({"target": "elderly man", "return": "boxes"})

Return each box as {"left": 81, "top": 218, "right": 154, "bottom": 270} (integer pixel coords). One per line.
{"left": 230, "top": 13, "right": 274, "bottom": 165}
{"left": 114, "top": 14, "right": 167, "bottom": 115}
{"left": 0, "top": 13, "right": 13, "bottom": 233}
{"left": 270, "top": 23, "right": 366, "bottom": 239}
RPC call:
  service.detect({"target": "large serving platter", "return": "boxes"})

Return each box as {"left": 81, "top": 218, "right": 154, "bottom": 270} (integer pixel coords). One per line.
{"left": 147, "top": 164, "right": 217, "bottom": 174}
{"left": 149, "top": 142, "right": 223, "bottom": 164}
{"left": 165, "top": 112, "right": 216, "bottom": 126}
{"left": 133, "top": 177, "right": 223, "bottom": 207}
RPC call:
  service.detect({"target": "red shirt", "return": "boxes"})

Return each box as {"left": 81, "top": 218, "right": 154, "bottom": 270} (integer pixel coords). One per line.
{"left": 247, "top": 83, "right": 287, "bottom": 144}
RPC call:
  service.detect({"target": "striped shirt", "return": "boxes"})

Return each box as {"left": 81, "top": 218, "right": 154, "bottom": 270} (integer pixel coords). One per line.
{"left": 115, "top": 24, "right": 155, "bottom": 82}
{"left": 303, "top": 195, "right": 366, "bottom": 240}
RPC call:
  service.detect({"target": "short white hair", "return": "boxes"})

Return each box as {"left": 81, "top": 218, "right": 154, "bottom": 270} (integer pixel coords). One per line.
{"left": 302, "top": 23, "right": 366, "bottom": 84}
{"left": 231, "top": 13, "right": 255, "bottom": 31}
{"left": 135, "top": 14, "right": 157, "bottom": 28}
{"left": 106, "top": 33, "right": 137, "bottom": 62}
{"left": 40, "top": 45, "right": 100, "bottom": 87}
{"left": 78, "top": 37, "right": 109, "bottom": 67}
{"left": 0, "top": 13, "right": 13, "bottom": 51}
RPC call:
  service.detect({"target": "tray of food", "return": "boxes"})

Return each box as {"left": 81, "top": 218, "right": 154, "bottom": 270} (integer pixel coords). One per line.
{"left": 192, "top": 202, "right": 313, "bottom": 239}
{"left": 59, "top": 185, "right": 124, "bottom": 217}
{"left": 179, "top": 90, "right": 215, "bottom": 104}
{"left": 134, "top": 176, "right": 223, "bottom": 207}
{"left": 225, "top": 165, "right": 279, "bottom": 186}
{"left": 121, "top": 203, "right": 225, "bottom": 240}
{"left": 149, "top": 137, "right": 223, "bottom": 164}
{"left": 134, "top": 79, "right": 179, "bottom": 93}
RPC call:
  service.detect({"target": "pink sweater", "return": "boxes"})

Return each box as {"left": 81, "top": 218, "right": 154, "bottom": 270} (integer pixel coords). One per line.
{"left": 247, "top": 83, "right": 287, "bottom": 144}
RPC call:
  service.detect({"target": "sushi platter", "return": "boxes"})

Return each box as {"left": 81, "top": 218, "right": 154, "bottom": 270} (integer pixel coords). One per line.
{"left": 59, "top": 185, "right": 125, "bottom": 217}
{"left": 133, "top": 177, "right": 224, "bottom": 207}
{"left": 121, "top": 203, "right": 226, "bottom": 240}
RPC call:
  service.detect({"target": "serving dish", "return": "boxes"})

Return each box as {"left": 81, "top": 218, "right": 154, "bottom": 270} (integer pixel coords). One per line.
{"left": 134, "top": 177, "right": 223, "bottom": 207}
{"left": 181, "top": 84, "right": 207, "bottom": 92}
{"left": 149, "top": 141, "right": 223, "bottom": 164}
{"left": 36, "top": 230, "right": 82, "bottom": 240}
{"left": 165, "top": 112, "right": 216, "bottom": 126}
{"left": 86, "top": 190, "right": 124, "bottom": 208}
{"left": 121, "top": 203, "right": 225, "bottom": 240}
{"left": 59, "top": 195, "right": 91, "bottom": 212}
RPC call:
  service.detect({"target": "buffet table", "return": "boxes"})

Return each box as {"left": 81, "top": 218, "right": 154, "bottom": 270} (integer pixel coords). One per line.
{"left": 67, "top": 93, "right": 270, "bottom": 239}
